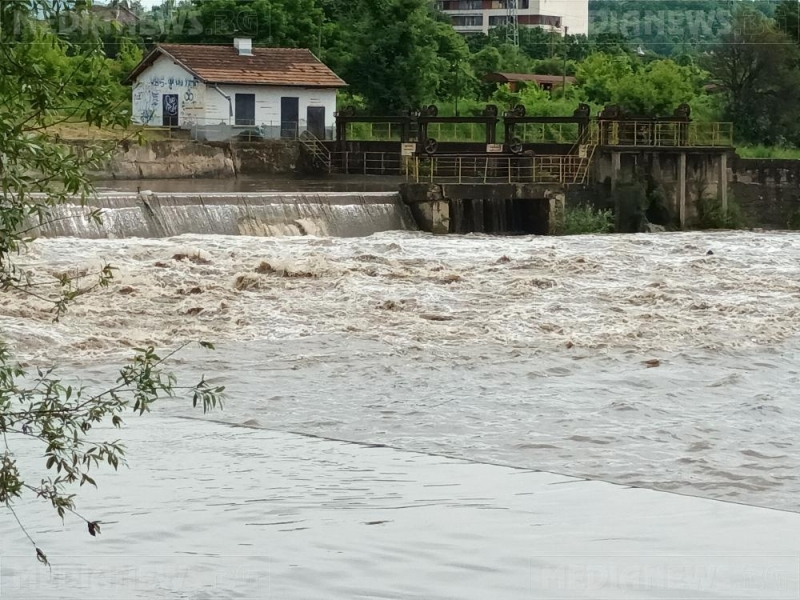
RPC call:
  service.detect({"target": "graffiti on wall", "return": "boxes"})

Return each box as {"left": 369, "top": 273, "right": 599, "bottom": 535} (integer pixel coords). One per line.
{"left": 132, "top": 75, "right": 204, "bottom": 125}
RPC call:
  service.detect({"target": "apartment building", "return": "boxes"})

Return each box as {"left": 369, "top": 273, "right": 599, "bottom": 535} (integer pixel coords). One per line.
{"left": 437, "top": 0, "right": 589, "bottom": 36}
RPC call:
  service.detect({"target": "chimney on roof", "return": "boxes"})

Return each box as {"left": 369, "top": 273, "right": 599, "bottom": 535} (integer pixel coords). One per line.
{"left": 234, "top": 38, "right": 252, "bottom": 56}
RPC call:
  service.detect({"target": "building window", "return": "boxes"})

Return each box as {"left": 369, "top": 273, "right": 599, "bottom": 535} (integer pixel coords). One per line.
{"left": 490, "top": 0, "right": 529, "bottom": 8}
{"left": 235, "top": 93, "right": 256, "bottom": 126}
{"left": 492, "top": 13, "right": 559, "bottom": 28}
{"left": 451, "top": 14, "right": 483, "bottom": 27}
{"left": 518, "top": 14, "right": 562, "bottom": 27}
{"left": 438, "top": 0, "right": 483, "bottom": 9}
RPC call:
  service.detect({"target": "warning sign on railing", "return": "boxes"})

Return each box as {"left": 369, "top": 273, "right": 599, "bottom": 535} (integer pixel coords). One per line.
{"left": 486, "top": 144, "right": 504, "bottom": 153}
{"left": 578, "top": 145, "right": 588, "bottom": 159}
{"left": 401, "top": 143, "right": 416, "bottom": 156}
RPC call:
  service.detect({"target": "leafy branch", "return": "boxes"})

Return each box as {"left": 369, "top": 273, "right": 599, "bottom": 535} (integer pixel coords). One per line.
{"left": 1, "top": 0, "right": 224, "bottom": 566}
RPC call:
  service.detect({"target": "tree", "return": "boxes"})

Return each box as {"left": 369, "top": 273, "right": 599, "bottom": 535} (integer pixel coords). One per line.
{"left": 1, "top": 1, "right": 222, "bottom": 565}
{"left": 169, "top": 0, "right": 325, "bottom": 49}
{"left": 575, "top": 52, "right": 634, "bottom": 105}
{"left": 706, "top": 6, "right": 800, "bottom": 144}
{"left": 613, "top": 59, "right": 698, "bottom": 115}
{"left": 592, "top": 32, "right": 633, "bottom": 56}
{"left": 340, "top": 0, "right": 471, "bottom": 111}
{"left": 516, "top": 26, "right": 558, "bottom": 60}
{"left": 776, "top": 0, "right": 800, "bottom": 43}
{"left": 533, "top": 57, "right": 577, "bottom": 76}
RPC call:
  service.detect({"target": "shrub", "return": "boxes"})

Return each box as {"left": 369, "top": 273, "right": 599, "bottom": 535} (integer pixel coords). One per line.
{"left": 695, "top": 194, "right": 748, "bottom": 229}
{"left": 559, "top": 204, "right": 615, "bottom": 235}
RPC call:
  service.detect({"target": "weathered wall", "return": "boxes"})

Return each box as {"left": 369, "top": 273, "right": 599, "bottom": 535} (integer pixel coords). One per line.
{"left": 591, "top": 152, "right": 800, "bottom": 230}
{"left": 400, "top": 183, "right": 563, "bottom": 235}
{"left": 227, "top": 141, "right": 301, "bottom": 176}
{"left": 131, "top": 55, "right": 205, "bottom": 126}
{"left": 730, "top": 157, "right": 800, "bottom": 228}
{"left": 593, "top": 150, "right": 726, "bottom": 228}
{"left": 85, "top": 139, "right": 300, "bottom": 180}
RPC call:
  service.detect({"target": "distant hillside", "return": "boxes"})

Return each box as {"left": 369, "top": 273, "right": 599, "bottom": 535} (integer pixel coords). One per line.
{"left": 588, "top": 0, "right": 781, "bottom": 53}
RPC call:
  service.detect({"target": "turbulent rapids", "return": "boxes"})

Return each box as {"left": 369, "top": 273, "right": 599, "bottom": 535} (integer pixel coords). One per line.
{"left": 2, "top": 229, "right": 800, "bottom": 512}
{"left": 4, "top": 230, "right": 800, "bottom": 357}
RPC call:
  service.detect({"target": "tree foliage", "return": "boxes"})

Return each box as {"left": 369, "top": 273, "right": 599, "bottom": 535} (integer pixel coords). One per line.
{"left": 169, "top": 0, "right": 326, "bottom": 50}
{"left": 335, "top": 0, "right": 472, "bottom": 110}
{"left": 706, "top": 5, "right": 800, "bottom": 145}
{"left": 1, "top": 0, "right": 223, "bottom": 564}
{"left": 589, "top": 0, "right": 780, "bottom": 55}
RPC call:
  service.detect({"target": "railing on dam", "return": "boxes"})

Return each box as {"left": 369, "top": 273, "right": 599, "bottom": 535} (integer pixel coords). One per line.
{"left": 329, "top": 151, "right": 594, "bottom": 184}
{"left": 590, "top": 121, "right": 733, "bottom": 147}
{"left": 338, "top": 116, "right": 734, "bottom": 148}
{"left": 406, "top": 154, "right": 591, "bottom": 185}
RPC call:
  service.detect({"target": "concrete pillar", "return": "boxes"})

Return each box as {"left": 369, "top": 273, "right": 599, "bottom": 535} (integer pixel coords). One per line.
{"left": 413, "top": 200, "right": 450, "bottom": 234}
{"left": 549, "top": 193, "right": 566, "bottom": 234}
{"left": 611, "top": 152, "right": 621, "bottom": 191}
{"left": 718, "top": 152, "right": 728, "bottom": 215}
{"left": 678, "top": 152, "right": 687, "bottom": 229}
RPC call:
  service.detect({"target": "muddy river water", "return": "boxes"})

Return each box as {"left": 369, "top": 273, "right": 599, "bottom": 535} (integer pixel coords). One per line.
{"left": 1, "top": 229, "right": 799, "bottom": 598}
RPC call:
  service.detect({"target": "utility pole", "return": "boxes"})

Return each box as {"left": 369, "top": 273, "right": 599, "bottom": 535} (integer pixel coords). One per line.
{"left": 562, "top": 26, "right": 568, "bottom": 96}
{"left": 455, "top": 61, "right": 460, "bottom": 117}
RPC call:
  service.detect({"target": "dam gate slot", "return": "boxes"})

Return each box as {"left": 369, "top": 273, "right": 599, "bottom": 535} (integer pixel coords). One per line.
{"left": 450, "top": 197, "right": 549, "bottom": 235}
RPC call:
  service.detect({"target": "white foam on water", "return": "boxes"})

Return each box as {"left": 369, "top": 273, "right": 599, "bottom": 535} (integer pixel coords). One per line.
{"left": 4, "top": 230, "right": 800, "bottom": 359}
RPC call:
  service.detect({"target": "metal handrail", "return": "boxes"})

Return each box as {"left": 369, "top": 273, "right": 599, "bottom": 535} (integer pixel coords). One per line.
{"left": 341, "top": 119, "right": 734, "bottom": 147}
{"left": 589, "top": 121, "right": 733, "bottom": 147}
{"left": 408, "top": 155, "right": 588, "bottom": 185}
{"left": 299, "top": 130, "right": 331, "bottom": 159}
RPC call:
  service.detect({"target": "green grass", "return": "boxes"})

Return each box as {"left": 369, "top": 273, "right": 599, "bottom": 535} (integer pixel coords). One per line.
{"left": 736, "top": 145, "right": 800, "bottom": 159}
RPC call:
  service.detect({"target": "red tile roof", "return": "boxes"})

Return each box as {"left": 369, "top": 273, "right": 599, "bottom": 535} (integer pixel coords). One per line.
{"left": 125, "top": 44, "right": 347, "bottom": 88}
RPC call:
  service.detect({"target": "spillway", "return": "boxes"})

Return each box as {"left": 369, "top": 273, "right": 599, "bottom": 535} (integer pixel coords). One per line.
{"left": 28, "top": 192, "right": 417, "bottom": 238}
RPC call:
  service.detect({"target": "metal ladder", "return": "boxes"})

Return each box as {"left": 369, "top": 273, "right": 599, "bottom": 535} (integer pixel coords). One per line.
{"left": 298, "top": 130, "right": 332, "bottom": 173}
{"left": 572, "top": 143, "right": 596, "bottom": 185}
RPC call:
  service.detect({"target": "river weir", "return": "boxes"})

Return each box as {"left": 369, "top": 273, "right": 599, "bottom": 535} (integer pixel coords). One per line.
{"left": 2, "top": 213, "right": 799, "bottom": 597}
{"left": 29, "top": 191, "right": 416, "bottom": 239}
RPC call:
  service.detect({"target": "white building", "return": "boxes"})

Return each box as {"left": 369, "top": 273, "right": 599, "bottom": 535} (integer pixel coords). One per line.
{"left": 437, "top": 0, "right": 589, "bottom": 36}
{"left": 124, "top": 38, "right": 346, "bottom": 140}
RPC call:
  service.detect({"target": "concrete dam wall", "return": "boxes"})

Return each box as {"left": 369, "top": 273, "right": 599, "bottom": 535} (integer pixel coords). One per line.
{"left": 30, "top": 192, "right": 417, "bottom": 239}
{"left": 82, "top": 139, "right": 301, "bottom": 180}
